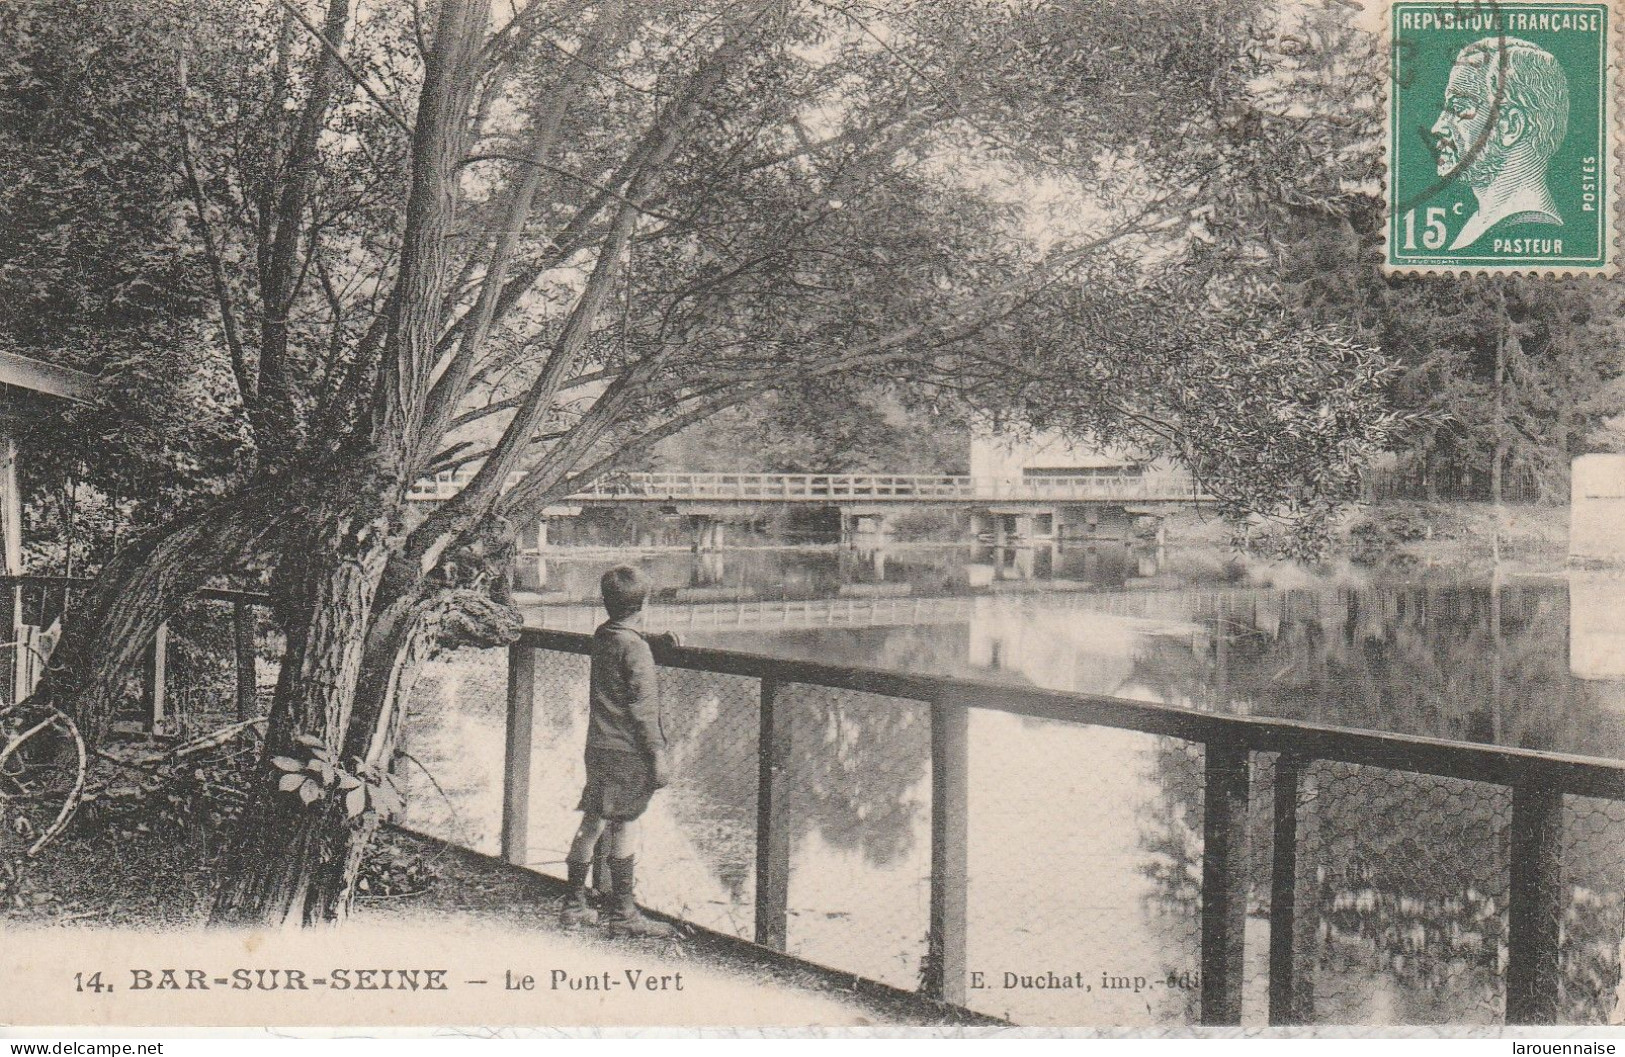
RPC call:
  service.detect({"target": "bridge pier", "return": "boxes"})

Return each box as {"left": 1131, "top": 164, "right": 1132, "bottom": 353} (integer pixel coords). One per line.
{"left": 1056, "top": 505, "right": 1138, "bottom": 543}
{"left": 694, "top": 516, "right": 727, "bottom": 552}
{"left": 512, "top": 555, "right": 548, "bottom": 592}
{"left": 981, "top": 509, "right": 1055, "bottom": 547}
{"left": 696, "top": 550, "right": 727, "bottom": 585}
{"left": 840, "top": 511, "right": 894, "bottom": 546}
{"left": 519, "top": 506, "right": 583, "bottom": 554}
{"left": 513, "top": 518, "right": 551, "bottom": 590}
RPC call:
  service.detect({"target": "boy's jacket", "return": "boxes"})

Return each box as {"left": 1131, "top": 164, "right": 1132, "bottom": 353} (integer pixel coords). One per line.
{"left": 585, "top": 618, "right": 667, "bottom": 756}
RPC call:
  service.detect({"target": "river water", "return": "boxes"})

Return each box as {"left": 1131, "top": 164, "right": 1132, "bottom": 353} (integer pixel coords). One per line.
{"left": 401, "top": 542, "right": 1625, "bottom": 1026}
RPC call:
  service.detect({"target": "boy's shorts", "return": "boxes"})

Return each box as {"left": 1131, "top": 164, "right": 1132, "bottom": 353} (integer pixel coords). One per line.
{"left": 576, "top": 748, "right": 656, "bottom": 822}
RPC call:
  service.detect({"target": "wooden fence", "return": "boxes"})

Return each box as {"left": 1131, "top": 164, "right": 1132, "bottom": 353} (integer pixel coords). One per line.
{"left": 0, "top": 575, "right": 271, "bottom": 732}
{"left": 8, "top": 571, "right": 1615, "bottom": 1024}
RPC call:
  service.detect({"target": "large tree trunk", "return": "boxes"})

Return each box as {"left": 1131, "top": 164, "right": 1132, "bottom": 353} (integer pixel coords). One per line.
{"left": 322, "top": 617, "right": 431, "bottom": 918}
{"left": 31, "top": 483, "right": 288, "bottom": 747}
{"left": 210, "top": 505, "right": 394, "bottom": 926}
{"left": 206, "top": 0, "right": 499, "bottom": 923}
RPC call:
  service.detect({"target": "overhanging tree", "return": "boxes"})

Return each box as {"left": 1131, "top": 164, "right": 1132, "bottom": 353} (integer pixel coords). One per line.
{"left": 5, "top": 0, "right": 1404, "bottom": 924}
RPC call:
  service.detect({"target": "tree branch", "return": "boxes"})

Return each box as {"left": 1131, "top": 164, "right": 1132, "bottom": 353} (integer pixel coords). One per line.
{"left": 257, "top": 0, "right": 356, "bottom": 452}
{"left": 275, "top": 0, "right": 414, "bottom": 136}
{"left": 415, "top": 0, "right": 631, "bottom": 461}
{"left": 176, "top": 52, "right": 254, "bottom": 411}
{"left": 403, "top": 6, "right": 782, "bottom": 569}
{"left": 457, "top": 153, "right": 689, "bottom": 223}
{"left": 367, "top": 0, "right": 494, "bottom": 473}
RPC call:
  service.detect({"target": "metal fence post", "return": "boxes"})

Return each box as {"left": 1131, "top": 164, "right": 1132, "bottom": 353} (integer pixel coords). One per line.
{"left": 233, "top": 600, "right": 256, "bottom": 721}
{"left": 926, "top": 694, "right": 969, "bottom": 1005}
{"left": 501, "top": 642, "right": 536, "bottom": 867}
{"left": 1507, "top": 786, "right": 1563, "bottom": 1024}
{"left": 755, "top": 678, "right": 792, "bottom": 948}
{"left": 1201, "top": 738, "right": 1250, "bottom": 1025}
{"left": 1268, "top": 753, "right": 1304, "bottom": 1025}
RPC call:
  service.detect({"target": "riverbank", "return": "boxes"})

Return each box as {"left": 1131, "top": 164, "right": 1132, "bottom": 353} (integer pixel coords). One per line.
{"left": 1134, "top": 500, "right": 1571, "bottom": 571}
{"left": 528, "top": 500, "right": 1572, "bottom": 577}
{"left": 2, "top": 817, "right": 991, "bottom": 1027}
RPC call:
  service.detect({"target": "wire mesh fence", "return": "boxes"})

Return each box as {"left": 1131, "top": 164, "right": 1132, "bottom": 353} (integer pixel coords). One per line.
{"left": 1282, "top": 762, "right": 1512, "bottom": 1024}
{"left": 779, "top": 681, "right": 930, "bottom": 991}
{"left": 2, "top": 575, "right": 1615, "bottom": 1025}
{"left": 635, "top": 665, "right": 762, "bottom": 940}
{"left": 399, "top": 645, "right": 511, "bottom": 856}
{"left": 1559, "top": 795, "right": 1625, "bottom": 1024}
{"left": 961, "top": 718, "right": 1206, "bottom": 1024}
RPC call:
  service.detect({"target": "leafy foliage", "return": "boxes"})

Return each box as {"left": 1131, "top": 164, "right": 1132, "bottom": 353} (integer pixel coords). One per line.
{"left": 0, "top": 0, "right": 254, "bottom": 554}
{"left": 942, "top": 267, "right": 1410, "bottom": 554}
{"left": 271, "top": 734, "right": 404, "bottom": 819}
{"left": 76, "top": 736, "right": 258, "bottom": 843}
{"left": 355, "top": 842, "right": 437, "bottom": 899}
{"left": 658, "top": 381, "right": 968, "bottom": 474}
{"left": 1253, "top": 2, "right": 1625, "bottom": 501}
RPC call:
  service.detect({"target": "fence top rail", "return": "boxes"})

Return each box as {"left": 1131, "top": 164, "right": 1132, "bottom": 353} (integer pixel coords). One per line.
{"left": 0, "top": 575, "right": 273, "bottom": 607}
{"left": 0, "top": 574, "right": 93, "bottom": 585}
{"left": 516, "top": 625, "right": 1625, "bottom": 800}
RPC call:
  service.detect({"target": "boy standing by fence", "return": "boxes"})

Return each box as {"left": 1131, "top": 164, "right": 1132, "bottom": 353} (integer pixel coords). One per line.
{"left": 558, "top": 565, "right": 676, "bottom": 937}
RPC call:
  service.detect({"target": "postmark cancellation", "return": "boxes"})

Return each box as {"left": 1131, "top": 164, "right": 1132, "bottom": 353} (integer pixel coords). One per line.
{"left": 1385, "top": 0, "right": 1622, "bottom": 274}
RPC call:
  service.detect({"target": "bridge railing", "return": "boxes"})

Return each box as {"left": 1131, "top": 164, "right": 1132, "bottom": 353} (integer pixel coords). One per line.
{"left": 570, "top": 471, "right": 1206, "bottom": 502}
{"left": 408, "top": 469, "right": 1211, "bottom": 504}
{"left": 451, "top": 627, "right": 1625, "bottom": 1026}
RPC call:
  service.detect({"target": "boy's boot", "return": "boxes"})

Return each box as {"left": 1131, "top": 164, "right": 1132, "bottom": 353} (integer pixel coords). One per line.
{"left": 558, "top": 860, "right": 598, "bottom": 926}
{"left": 602, "top": 855, "right": 675, "bottom": 938}
{"left": 590, "top": 851, "right": 614, "bottom": 911}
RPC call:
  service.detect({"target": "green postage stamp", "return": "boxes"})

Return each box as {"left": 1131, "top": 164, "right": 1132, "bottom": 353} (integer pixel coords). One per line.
{"left": 1387, "top": 0, "right": 1619, "bottom": 273}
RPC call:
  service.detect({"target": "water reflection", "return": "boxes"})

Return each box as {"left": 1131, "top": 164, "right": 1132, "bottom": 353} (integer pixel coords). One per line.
{"left": 641, "top": 558, "right": 1625, "bottom": 758}
{"left": 512, "top": 542, "right": 1160, "bottom": 607}
{"left": 1572, "top": 574, "right": 1625, "bottom": 683}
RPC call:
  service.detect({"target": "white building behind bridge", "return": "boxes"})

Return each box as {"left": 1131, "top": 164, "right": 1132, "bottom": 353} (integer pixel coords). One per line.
{"left": 967, "top": 424, "right": 1164, "bottom": 483}
{"left": 958, "top": 425, "right": 1180, "bottom": 547}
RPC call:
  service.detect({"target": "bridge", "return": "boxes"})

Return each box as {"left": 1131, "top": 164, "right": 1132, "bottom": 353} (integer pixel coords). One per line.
{"left": 410, "top": 469, "right": 1208, "bottom": 504}
{"left": 411, "top": 469, "right": 1212, "bottom": 549}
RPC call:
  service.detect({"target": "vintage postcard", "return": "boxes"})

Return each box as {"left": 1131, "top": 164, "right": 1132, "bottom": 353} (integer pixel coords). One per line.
{"left": 2, "top": 0, "right": 1625, "bottom": 1040}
